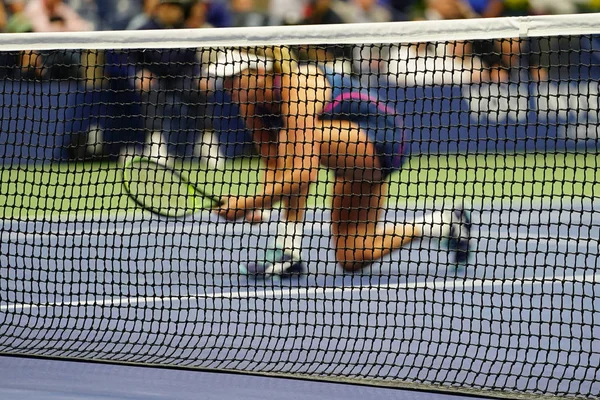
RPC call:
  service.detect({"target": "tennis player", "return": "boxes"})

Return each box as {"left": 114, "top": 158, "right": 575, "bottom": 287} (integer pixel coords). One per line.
{"left": 210, "top": 48, "right": 471, "bottom": 275}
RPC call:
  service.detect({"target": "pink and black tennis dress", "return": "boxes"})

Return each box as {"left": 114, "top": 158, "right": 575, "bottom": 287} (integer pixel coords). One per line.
{"left": 318, "top": 67, "right": 405, "bottom": 177}
{"left": 259, "top": 66, "right": 405, "bottom": 178}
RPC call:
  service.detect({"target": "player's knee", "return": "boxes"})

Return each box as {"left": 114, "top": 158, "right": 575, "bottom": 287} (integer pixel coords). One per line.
{"left": 338, "top": 260, "right": 366, "bottom": 272}
{"left": 335, "top": 249, "right": 368, "bottom": 272}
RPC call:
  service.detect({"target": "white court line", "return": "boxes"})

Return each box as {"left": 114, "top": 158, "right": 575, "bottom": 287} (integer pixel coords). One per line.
{"left": 2, "top": 223, "right": 600, "bottom": 246}
{"left": 476, "top": 232, "right": 600, "bottom": 245}
{"left": 1, "top": 272, "right": 599, "bottom": 313}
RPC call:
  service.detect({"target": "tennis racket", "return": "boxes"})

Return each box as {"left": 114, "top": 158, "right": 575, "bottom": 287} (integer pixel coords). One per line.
{"left": 122, "top": 156, "right": 223, "bottom": 218}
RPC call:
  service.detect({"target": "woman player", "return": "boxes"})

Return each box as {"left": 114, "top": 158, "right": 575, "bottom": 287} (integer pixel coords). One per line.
{"left": 210, "top": 48, "right": 471, "bottom": 275}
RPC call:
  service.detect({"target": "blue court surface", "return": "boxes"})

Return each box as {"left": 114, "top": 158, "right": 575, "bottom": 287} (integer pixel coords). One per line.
{"left": 0, "top": 355, "right": 488, "bottom": 400}
{"left": 1, "top": 199, "right": 599, "bottom": 398}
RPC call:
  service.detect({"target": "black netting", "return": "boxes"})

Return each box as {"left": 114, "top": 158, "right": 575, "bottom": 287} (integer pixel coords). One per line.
{"left": 1, "top": 36, "right": 599, "bottom": 399}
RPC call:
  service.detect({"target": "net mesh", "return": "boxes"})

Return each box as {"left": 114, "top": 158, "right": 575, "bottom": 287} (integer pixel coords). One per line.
{"left": 1, "top": 16, "right": 600, "bottom": 399}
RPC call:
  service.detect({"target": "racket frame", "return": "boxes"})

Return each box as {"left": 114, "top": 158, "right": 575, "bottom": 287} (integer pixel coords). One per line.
{"left": 122, "top": 156, "right": 223, "bottom": 218}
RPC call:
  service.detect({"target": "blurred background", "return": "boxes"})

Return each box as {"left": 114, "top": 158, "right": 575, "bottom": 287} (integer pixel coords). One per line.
{"left": 2, "top": 0, "right": 599, "bottom": 163}
{"left": 2, "top": 0, "right": 600, "bottom": 34}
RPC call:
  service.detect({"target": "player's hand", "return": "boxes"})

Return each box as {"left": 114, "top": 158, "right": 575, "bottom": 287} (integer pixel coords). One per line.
{"left": 243, "top": 209, "right": 272, "bottom": 224}
{"left": 215, "top": 196, "right": 256, "bottom": 221}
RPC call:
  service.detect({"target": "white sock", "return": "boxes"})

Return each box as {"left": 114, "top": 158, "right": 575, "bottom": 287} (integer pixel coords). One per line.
{"left": 412, "top": 211, "right": 452, "bottom": 238}
{"left": 276, "top": 220, "right": 303, "bottom": 259}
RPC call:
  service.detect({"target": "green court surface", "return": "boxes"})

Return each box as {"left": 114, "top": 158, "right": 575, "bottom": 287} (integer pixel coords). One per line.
{"left": 1, "top": 151, "right": 598, "bottom": 219}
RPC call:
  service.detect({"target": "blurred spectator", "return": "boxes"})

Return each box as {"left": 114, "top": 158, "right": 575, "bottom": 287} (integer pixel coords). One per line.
{"left": 205, "top": 0, "right": 233, "bottom": 27}
{"left": 6, "top": 10, "right": 29, "bottom": 33}
{"left": 0, "top": 2, "right": 8, "bottom": 31}
{"left": 110, "top": 0, "right": 221, "bottom": 165}
{"left": 346, "top": 0, "right": 393, "bottom": 85}
{"left": 0, "top": 0, "right": 25, "bottom": 31}
{"left": 5, "top": 0, "right": 30, "bottom": 33}
{"left": 127, "top": 0, "right": 160, "bottom": 30}
{"left": 303, "top": 0, "right": 346, "bottom": 24}
{"left": 23, "top": 0, "right": 93, "bottom": 32}
{"left": 502, "top": 0, "right": 527, "bottom": 15}
{"left": 137, "top": 0, "right": 193, "bottom": 29}
{"left": 68, "top": 0, "right": 99, "bottom": 29}
{"left": 423, "top": 0, "right": 478, "bottom": 20}
{"left": 70, "top": 0, "right": 142, "bottom": 30}
{"left": 230, "top": 0, "right": 268, "bottom": 27}
{"left": 268, "top": 0, "right": 307, "bottom": 25}
{"left": 508, "top": 0, "right": 578, "bottom": 15}
{"left": 388, "top": 0, "right": 489, "bottom": 86}
{"left": 186, "top": 0, "right": 213, "bottom": 28}
{"left": 337, "top": 0, "right": 393, "bottom": 23}
{"left": 300, "top": 0, "right": 353, "bottom": 72}
{"left": 4, "top": 0, "right": 25, "bottom": 16}
{"left": 466, "top": 0, "right": 503, "bottom": 17}
{"left": 134, "top": 0, "right": 232, "bottom": 28}
{"left": 385, "top": 0, "right": 419, "bottom": 20}
{"left": 97, "top": 0, "right": 142, "bottom": 30}
{"left": 9, "top": 0, "right": 92, "bottom": 80}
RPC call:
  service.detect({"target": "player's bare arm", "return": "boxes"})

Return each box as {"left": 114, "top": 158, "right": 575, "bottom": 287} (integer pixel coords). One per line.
{"left": 217, "top": 69, "right": 321, "bottom": 220}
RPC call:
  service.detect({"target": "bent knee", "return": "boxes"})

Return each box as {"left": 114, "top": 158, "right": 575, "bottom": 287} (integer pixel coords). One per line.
{"left": 338, "top": 260, "right": 369, "bottom": 272}
{"left": 335, "top": 248, "right": 371, "bottom": 272}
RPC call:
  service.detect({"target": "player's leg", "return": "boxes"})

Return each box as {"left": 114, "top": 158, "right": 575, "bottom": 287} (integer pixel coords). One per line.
{"left": 329, "top": 179, "right": 470, "bottom": 270}
{"left": 246, "top": 119, "right": 411, "bottom": 271}
{"left": 257, "top": 145, "right": 308, "bottom": 273}
{"left": 278, "top": 192, "right": 307, "bottom": 256}
{"left": 241, "top": 132, "right": 307, "bottom": 275}
{"left": 318, "top": 119, "right": 412, "bottom": 269}
{"left": 140, "top": 88, "right": 170, "bottom": 161}
{"left": 318, "top": 119, "right": 470, "bottom": 271}
{"left": 183, "top": 84, "right": 223, "bottom": 169}
{"left": 330, "top": 180, "right": 419, "bottom": 271}
{"left": 251, "top": 190, "right": 308, "bottom": 276}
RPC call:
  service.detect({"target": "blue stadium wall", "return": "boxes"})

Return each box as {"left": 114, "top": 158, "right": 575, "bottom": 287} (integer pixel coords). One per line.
{"left": 0, "top": 76, "right": 599, "bottom": 164}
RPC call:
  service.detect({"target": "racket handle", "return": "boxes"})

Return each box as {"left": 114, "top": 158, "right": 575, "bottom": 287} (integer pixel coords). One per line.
{"left": 209, "top": 196, "right": 225, "bottom": 208}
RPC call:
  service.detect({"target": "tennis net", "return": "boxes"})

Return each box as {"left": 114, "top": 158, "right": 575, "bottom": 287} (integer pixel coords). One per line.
{"left": 1, "top": 13, "right": 600, "bottom": 399}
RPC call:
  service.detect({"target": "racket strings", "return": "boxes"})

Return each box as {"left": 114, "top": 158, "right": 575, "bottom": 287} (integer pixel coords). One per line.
{"left": 124, "top": 158, "right": 210, "bottom": 217}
